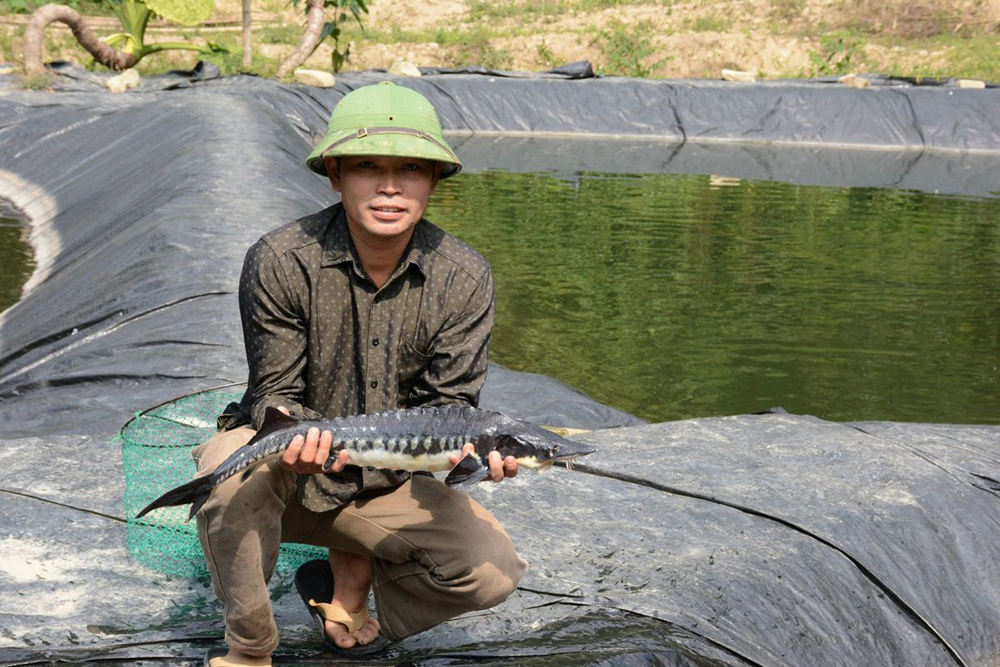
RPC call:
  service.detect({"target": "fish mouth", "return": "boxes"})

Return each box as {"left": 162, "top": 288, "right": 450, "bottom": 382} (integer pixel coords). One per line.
{"left": 518, "top": 450, "right": 593, "bottom": 471}
{"left": 560, "top": 452, "right": 593, "bottom": 471}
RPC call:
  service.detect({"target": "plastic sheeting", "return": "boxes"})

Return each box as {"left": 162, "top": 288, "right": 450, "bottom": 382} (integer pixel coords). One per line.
{"left": 8, "top": 61, "right": 1000, "bottom": 196}
{"left": 1, "top": 67, "right": 1000, "bottom": 666}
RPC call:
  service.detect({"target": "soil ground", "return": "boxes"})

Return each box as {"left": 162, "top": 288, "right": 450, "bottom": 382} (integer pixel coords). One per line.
{"left": 1, "top": 0, "right": 999, "bottom": 81}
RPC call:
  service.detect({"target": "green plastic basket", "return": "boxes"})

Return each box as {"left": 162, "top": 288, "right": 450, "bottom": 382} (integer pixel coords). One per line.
{"left": 121, "top": 385, "right": 325, "bottom": 577}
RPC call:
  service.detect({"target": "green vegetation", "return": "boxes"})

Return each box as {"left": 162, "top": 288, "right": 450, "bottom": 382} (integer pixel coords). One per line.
{"left": 430, "top": 25, "right": 513, "bottom": 68}
{"left": 102, "top": 0, "right": 224, "bottom": 63}
{"left": 594, "top": 19, "right": 670, "bottom": 77}
{"left": 468, "top": 0, "right": 535, "bottom": 21}
{"left": 767, "top": 0, "right": 804, "bottom": 22}
{"left": 684, "top": 13, "right": 732, "bottom": 32}
{"left": 0, "top": 0, "right": 106, "bottom": 14}
{"left": 536, "top": 39, "right": 556, "bottom": 67}
{"left": 300, "top": 0, "right": 368, "bottom": 72}
{"left": 807, "top": 31, "right": 866, "bottom": 76}
{"left": 2, "top": 0, "right": 997, "bottom": 81}
{"left": 877, "top": 34, "right": 1000, "bottom": 83}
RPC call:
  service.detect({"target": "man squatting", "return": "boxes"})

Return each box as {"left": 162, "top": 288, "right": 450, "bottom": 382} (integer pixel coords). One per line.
{"left": 192, "top": 82, "right": 529, "bottom": 667}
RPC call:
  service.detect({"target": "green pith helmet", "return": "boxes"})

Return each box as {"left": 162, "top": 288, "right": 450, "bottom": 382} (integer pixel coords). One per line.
{"left": 306, "top": 81, "right": 462, "bottom": 179}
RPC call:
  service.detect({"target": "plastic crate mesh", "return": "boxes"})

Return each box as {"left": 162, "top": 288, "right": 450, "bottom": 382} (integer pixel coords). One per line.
{"left": 121, "top": 386, "right": 325, "bottom": 577}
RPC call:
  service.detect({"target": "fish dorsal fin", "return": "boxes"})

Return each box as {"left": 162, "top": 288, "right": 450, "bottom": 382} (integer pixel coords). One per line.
{"left": 249, "top": 406, "right": 299, "bottom": 445}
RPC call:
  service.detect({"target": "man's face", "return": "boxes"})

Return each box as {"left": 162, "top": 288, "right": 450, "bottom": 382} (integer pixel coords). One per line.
{"left": 327, "top": 155, "right": 440, "bottom": 245}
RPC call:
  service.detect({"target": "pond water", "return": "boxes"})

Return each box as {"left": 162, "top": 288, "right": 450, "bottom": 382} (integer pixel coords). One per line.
{"left": 1, "top": 176, "right": 997, "bottom": 426}
{"left": 429, "top": 171, "right": 1000, "bottom": 425}
{"left": 0, "top": 200, "right": 33, "bottom": 314}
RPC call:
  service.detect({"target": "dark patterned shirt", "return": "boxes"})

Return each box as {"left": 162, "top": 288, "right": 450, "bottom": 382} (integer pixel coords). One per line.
{"left": 222, "top": 203, "right": 495, "bottom": 511}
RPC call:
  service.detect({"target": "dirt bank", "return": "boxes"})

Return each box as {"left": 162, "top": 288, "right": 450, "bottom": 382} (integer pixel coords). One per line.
{"left": 2, "top": 0, "right": 998, "bottom": 81}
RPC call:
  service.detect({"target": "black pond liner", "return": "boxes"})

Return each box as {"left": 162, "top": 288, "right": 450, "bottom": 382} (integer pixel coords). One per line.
{"left": 0, "top": 63, "right": 999, "bottom": 666}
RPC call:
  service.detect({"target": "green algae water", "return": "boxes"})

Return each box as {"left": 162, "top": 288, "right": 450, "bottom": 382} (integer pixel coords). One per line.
{"left": 429, "top": 172, "right": 1000, "bottom": 425}
{"left": 0, "top": 200, "right": 33, "bottom": 314}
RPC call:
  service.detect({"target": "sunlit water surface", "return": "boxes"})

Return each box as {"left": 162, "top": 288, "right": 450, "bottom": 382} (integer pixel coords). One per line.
{"left": 428, "top": 171, "right": 1000, "bottom": 425}
{"left": 1, "top": 177, "right": 997, "bottom": 425}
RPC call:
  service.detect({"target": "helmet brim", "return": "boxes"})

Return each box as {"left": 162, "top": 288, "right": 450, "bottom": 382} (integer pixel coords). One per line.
{"left": 306, "top": 130, "right": 462, "bottom": 179}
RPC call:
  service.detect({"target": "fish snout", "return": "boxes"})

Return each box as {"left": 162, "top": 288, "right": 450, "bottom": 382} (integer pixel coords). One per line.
{"left": 550, "top": 440, "right": 596, "bottom": 462}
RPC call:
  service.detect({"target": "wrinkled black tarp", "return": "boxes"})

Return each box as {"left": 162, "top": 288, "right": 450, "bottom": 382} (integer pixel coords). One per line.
{"left": 15, "top": 61, "right": 1000, "bottom": 197}
{"left": 1, "top": 70, "right": 999, "bottom": 666}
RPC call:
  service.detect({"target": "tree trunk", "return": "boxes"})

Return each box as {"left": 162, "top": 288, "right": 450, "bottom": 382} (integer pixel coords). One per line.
{"left": 275, "top": 0, "right": 325, "bottom": 79}
{"left": 241, "top": 0, "right": 252, "bottom": 69}
{"left": 23, "top": 3, "right": 138, "bottom": 76}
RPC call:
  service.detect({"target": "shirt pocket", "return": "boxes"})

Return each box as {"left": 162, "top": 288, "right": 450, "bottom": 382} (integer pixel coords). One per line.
{"left": 397, "top": 337, "right": 434, "bottom": 404}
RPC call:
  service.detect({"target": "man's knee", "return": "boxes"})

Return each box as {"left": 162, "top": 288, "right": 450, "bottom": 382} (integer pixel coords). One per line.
{"left": 192, "top": 426, "right": 256, "bottom": 474}
{"left": 445, "top": 524, "right": 529, "bottom": 610}
{"left": 196, "top": 460, "right": 295, "bottom": 525}
{"left": 468, "top": 545, "right": 529, "bottom": 610}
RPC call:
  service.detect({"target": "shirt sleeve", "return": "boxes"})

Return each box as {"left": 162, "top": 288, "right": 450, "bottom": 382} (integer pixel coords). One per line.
{"left": 410, "top": 267, "right": 496, "bottom": 408}
{"left": 239, "top": 239, "right": 318, "bottom": 427}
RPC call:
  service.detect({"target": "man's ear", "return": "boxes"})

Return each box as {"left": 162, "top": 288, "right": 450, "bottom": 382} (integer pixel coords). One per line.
{"left": 325, "top": 157, "right": 342, "bottom": 193}
{"left": 429, "top": 162, "right": 442, "bottom": 193}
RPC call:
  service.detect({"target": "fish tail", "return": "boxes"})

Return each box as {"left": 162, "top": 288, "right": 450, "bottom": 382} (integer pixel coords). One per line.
{"left": 135, "top": 476, "right": 214, "bottom": 522}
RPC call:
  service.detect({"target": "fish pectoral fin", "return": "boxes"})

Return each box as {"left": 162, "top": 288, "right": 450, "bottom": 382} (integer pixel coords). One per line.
{"left": 444, "top": 453, "right": 489, "bottom": 487}
{"left": 239, "top": 462, "right": 263, "bottom": 483}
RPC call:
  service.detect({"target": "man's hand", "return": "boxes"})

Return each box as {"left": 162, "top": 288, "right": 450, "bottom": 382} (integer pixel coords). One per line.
{"left": 276, "top": 407, "right": 349, "bottom": 474}
{"left": 448, "top": 443, "right": 518, "bottom": 482}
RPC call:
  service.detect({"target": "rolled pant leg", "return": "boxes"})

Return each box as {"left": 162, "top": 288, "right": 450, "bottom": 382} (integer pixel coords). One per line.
{"left": 284, "top": 474, "right": 529, "bottom": 641}
{"left": 192, "top": 427, "right": 297, "bottom": 656}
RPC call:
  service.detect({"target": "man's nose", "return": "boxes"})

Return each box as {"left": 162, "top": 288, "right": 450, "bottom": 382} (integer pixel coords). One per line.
{"left": 376, "top": 169, "right": 402, "bottom": 194}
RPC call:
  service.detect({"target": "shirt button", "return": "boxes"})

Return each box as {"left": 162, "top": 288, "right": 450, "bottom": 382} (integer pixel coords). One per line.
{"left": 372, "top": 338, "right": 379, "bottom": 347}
{"left": 370, "top": 380, "right": 378, "bottom": 388}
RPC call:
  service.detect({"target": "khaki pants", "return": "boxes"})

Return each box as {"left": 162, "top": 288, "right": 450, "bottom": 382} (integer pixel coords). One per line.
{"left": 192, "top": 427, "right": 529, "bottom": 656}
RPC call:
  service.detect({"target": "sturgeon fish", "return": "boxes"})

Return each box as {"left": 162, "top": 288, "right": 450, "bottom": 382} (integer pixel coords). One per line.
{"left": 136, "top": 405, "right": 595, "bottom": 521}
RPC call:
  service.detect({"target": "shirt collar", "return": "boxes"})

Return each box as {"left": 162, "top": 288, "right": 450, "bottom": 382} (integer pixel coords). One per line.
{"left": 321, "top": 203, "right": 432, "bottom": 281}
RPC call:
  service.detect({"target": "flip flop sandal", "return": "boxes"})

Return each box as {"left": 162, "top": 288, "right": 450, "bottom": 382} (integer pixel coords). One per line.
{"left": 203, "top": 647, "right": 272, "bottom": 666}
{"left": 294, "top": 559, "right": 389, "bottom": 656}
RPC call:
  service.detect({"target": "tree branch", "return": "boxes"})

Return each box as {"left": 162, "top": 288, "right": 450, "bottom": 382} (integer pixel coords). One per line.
{"left": 23, "top": 3, "right": 138, "bottom": 75}
{"left": 275, "top": 0, "right": 325, "bottom": 79}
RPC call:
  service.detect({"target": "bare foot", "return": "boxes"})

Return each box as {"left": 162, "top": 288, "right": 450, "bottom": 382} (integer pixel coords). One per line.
{"left": 207, "top": 649, "right": 271, "bottom": 666}
{"left": 326, "top": 550, "right": 381, "bottom": 648}
{"left": 324, "top": 609, "right": 381, "bottom": 648}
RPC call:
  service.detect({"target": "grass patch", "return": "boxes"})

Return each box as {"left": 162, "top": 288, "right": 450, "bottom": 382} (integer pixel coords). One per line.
{"left": 834, "top": 0, "right": 984, "bottom": 38}
{"left": 536, "top": 39, "right": 557, "bottom": 67}
{"left": 417, "top": 25, "right": 514, "bottom": 69}
{"left": 594, "top": 19, "right": 670, "bottom": 77}
{"left": 0, "top": 0, "right": 113, "bottom": 15}
{"left": 768, "top": 0, "right": 804, "bottom": 23}
{"left": 575, "top": 0, "right": 670, "bottom": 8}
{"left": 256, "top": 24, "right": 304, "bottom": 44}
{"left": 875, "top": 33, "right": 1000, "bottom": 83}
{"left": 806, "top": 30, "right": 867, "bottom": 75}
{"left": 684, "top": 13, "right": 733, "bottom": 32}
{"left": 467, "top": 0, "right": 566, "bottom": 21}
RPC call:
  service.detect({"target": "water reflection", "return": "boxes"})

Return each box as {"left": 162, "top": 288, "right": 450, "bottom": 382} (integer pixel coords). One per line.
{"left": 0, "top": 199, "right": 33, "bottom": 313}
{"left": 429, "top": 172, "right": 1000, "bottom": 425}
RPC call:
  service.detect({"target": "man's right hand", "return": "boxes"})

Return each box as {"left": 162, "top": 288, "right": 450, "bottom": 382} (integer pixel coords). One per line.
{"left": 275, "top": 407, "right": 349, "bottom": 474}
